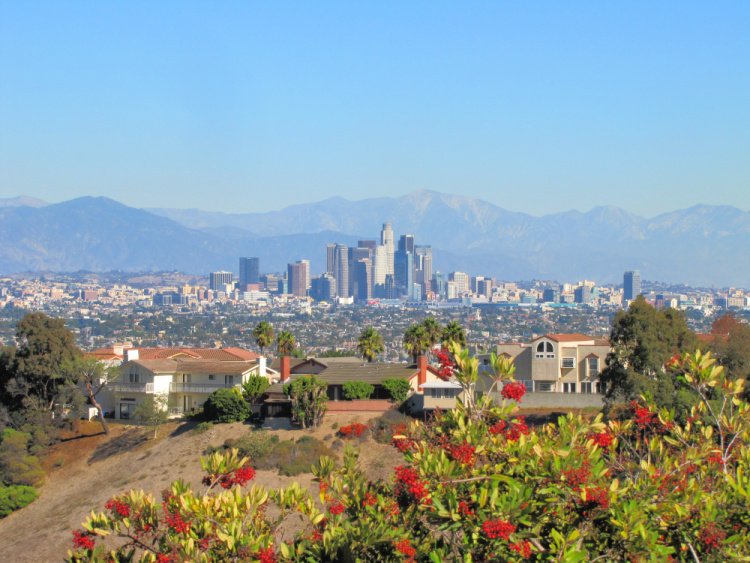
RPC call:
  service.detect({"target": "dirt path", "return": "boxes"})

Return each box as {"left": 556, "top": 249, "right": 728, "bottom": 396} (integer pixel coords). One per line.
{"left": 0, "top": 414, "right": 401, "bottom": 562}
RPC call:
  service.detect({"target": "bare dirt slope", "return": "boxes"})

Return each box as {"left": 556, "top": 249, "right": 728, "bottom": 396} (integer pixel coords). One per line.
{"left": 0, "top": 414, "right": 401, "bottom": 562}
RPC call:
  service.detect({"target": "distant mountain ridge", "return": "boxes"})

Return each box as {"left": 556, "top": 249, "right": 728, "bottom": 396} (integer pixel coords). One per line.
{"left": 0, "top": 192, "right": 748, "bottom": 286}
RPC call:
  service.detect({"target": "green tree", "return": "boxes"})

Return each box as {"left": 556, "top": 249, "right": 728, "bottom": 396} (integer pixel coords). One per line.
{"left": 276, "top": 330, "right": 296, "bottom": 357}
{"left": 442, "top": 320, "right": 467, "bottom": 348}
{"left": 252, "top": 322, "right": 274, "bottom": 355}
{"left": 708, "top": 314, "right": 750, "bottom": 399}
{"left": 133, "top": 396, "right": 169, "bottom": 439}
{"left": 600, "top": 295, "right": 698, "bottom": 412}
{"left": 6, "top": 313, "right": 81, "bottom": 412}
{"left": 381, "top": 378, "right": 412, "bottom": 403}
{"left": 357, "top": 327, "right": 384, "bottom": 363}
{"left": 342, "top": 381, "right": 374, "bottom": 400}
{"left": 241, "top": 375, "right": 270, "bottom": 404}
{"left": 403, "top": 324, "right": 429, "bottom": 364}
{"left": 203, "top": 388, "right": 250, "bottom": 424}
{"left": 283, "top": 376, "right": 327, "bottom": 429}
{"left": 63, "top": 357, "right": 115, "bottom": 435}
{"left": 420, "top": 317, "right": 442, "bottom": 349}
{"left": 0, "top": 484, "right": 37, "bottom": 518}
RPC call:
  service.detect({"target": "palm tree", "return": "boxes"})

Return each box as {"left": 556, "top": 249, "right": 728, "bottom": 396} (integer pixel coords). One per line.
{"left": 403, "top": 324, "right": 430, "bottom": 364}
{"left": 276, "top": 330, "right": 296, "bottom": 357}
{"left": 253, "top": 321, "right": 274, "bottom": 355}
{"left": 421, "top": 317, "right": 442, "bottom": 350}
{"left": 442, "top": 320, "right": 467, "bottom": 348}
{"left": 357, "top": 327, "right": 384, "bottom": 363}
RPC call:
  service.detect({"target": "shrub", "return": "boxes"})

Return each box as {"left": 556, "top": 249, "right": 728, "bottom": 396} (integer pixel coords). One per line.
{"left": 381, "top": 378, "right": 412, "bottom": 403}
{"left": 203, "top": 388, "right": 251, "bottom": 423}
{"left": 226, "top": 431, "right": 279, "bottom": 462}
{"left": 192, "top": 422, "right": 214, "bottom": 434}
{"left": 342, "top": 381, "right": 374, "bottom": 400}
{"left": 241, "top": 375, "right": 270, "bottom": 404}
{"left": 0, "top": 429, "right": 45, "bottom": 487}
{"left": 338, "top": 423, "right": 368, "bottom": 438}
{"left": 272, "top": 436, "right": 332, "bottom": 477}
{"left": 370, "top": 410, "right": 413, "bottom": 444}
{"left": 0, "top": 485, "right": 37, "bottom": 518}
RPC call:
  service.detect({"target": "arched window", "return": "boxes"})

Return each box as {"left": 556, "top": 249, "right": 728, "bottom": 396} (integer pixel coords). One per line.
{"left": 536, "top": 342, "right": 545, "bottom": 353}
{"left": 546, "top": 342, "right": 554, "bottom": 353}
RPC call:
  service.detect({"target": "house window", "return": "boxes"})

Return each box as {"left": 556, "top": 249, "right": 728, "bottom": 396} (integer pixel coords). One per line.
{"left": 522, "top": 381, "right": 533, "bottom": 392}
{"left": 128, "top": 372, "right": 140, "bottom": 383}
{"left": 119, "top": 400, "right": 135, "bottom": 419}
{"left": 208, "top": 374, "right": 215, "bottom": 381}
{"left": 588, "top": 357, "right": 600, "bottom": 378}
{"left": 581, "top": 382, "right": 593, "bottom": 394}
{"left": 563, "top": 382, "right": 576, "bottom": 393}
{"left": 562, "top": 357, "right": 576, "bottom": 369}
{"left": 225, "top": 375, "right": 235, "bottom": 387}
{"left": 537, "top": 381, "right": 555, "bottom": 392}
{"left": 536, "top": 341, "right": 555, "bottom": 359}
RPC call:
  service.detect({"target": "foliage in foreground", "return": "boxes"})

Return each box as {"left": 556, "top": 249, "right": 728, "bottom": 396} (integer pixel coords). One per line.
{"left": 68, "top": 349, "right": 750, "bottom": 562}
{"left": 0, "top": 484, "right": 37, "bottom": 518}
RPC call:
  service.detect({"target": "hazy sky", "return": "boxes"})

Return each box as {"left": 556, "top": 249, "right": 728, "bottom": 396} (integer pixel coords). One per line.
{"left": 1, "top": 2, "right": 748, "bottom": 216}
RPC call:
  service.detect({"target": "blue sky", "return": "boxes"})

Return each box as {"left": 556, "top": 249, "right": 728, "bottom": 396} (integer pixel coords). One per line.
{"left": 1, "top": 2, "right": 748, "bottom": 216}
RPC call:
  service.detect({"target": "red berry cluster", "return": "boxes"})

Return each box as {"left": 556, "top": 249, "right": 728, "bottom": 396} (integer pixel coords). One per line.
{"left": 707, "top": 451, "right": 724, "bottom": 466}
{"left": 510, "top": 540, "right": 532, "bottom": 558}
{"left": 500, "top": 381, "right": 526, "bottom": 402}
{"left": 699, "top": 522, "right": 726, "bottom": 552}
{"left": 104, "top": 498, "right": 131, "bottom": 518}
{"left": 448, "top": 441, "right": 476, "bottom": 465}
{"left": 328, "top": 500, "right": 346, "bottom": 515}
{"left": 482, "top": 518, "right": 516, "bottom": 540}
{"left": 156, "top": 553, "right": 173, "bottom": 563}
{"left": 394, "top": 465, "right": 430, "bottom": 504}
{"left": 458, "top": 500, "right": 475, "bottom": 517}
{"left": 435, "top": 348, "right": 455, "bottom": 379}
{"left": 582, "top": 486, "right": 610, "bottom": 510}
{"left": 256, "top": 545, "right": 277, "bottom": 563}
{"left": 394, "top": 538, "right": 417, "bottom": 559}
{"left": 562, "top": 461, "right": 591, "bottom": 490}
{"left": 222, "top": 466, "right": 256, "bottom": 488}
{"left": 72, "top": 530, "right": 95, "bottom": 550}
{"left": 590, "top": 431, "right": 615, "bottom": 448}
{"left": 489, "top": 417, "right": 529, "bottom": 441}
{"left": 392, "top": 436, "right": 415, "bottom": 453}
{"left": 339, "top": 423, "right": 368, "bottom": 438}
{"left": 163, "top": 504, "right": 191, "bottom": 535}
{"left": 362, "top": 492, "right": 378, "bottom": 507}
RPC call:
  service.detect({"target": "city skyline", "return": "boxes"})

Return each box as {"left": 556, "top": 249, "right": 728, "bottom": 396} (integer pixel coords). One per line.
{"left": 2, "top": 3, "right": 748, "bottom": 215}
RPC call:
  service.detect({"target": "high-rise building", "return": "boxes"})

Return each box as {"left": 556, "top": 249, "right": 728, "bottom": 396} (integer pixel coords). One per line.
{"left": 287, "top": 261, "right": 309, "bottom": 297}
{"left": 543, "top": 287, "right": 560, "bottom": 303}
{"left": 352, "top": 258, "right": 372, "bottom": 301}
{"left": 311, "top": 273, "right": 337, "bottom": 301}
{"left": 449, "top": 271, "right": 470, "bottom": 295}
{"left": 623, "top": 270, "right": 642, "bottom": 302}
{"left": 209, "top": 271, "right": 233, "bottom": 291}
{"left": 574, "top": 285, "right": 593, "bottom": 304}
{"left": 394, "top": 249, "right": 414, "bottom": 296}
{"left": 300, "top": 259, "right": 311, "bottom": 290}
{"left": 380, "top": 223, "right": 394, "bottom": 276}
{"left": 239, "top": 257, "right": 259, "bottom": 289}
{"left": 373, "top": 245, "right": 387, "bottom": 285}
{"left": 326, "top": 244, "right": 337, "bottom": 274}
{"left": 415, "top": 245, "right": 433, "bottom": 284}
{"left": 358, "top": 240, "right": 377, "bottom": 251}
{"left": 398, "top": 234, "right": 415, "bottom": 254}
{"left": 333, "top": 244, "right": 349, "bottom": 297}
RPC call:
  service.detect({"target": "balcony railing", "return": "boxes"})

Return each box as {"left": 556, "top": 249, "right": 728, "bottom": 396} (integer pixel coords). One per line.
{"left": 169, "top": 382, "right": 238, "bottom": 394}
{"left": 109, "top": 382, "right": 154, "bottom": 393}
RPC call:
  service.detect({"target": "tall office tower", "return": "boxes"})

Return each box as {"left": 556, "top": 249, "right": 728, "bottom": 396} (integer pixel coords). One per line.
{"left": 449, "top": 271, "right": 470, "bottom": 295}
{"left": 358, "top": 239, "right": 377, "bottom": 251}
{"left": 478, "top": 278, "right": 494, "bottom": 299}
{"left": 348, "top": 247, "right": 370, "bottom": 295}
{"left": 414, "top": 245, "right": 433, "bottom": 283}
{"left": 373, "top": 245, "right": 387, "bottom": 284}
{"left": 287, "top": 261, "right": 309, "bottom": 297}
{"left": 326, "top": 244, "right": 337, "bottom": 274}
{"left": 623, "top": 270, "right": 642, "bottom": 301}
{"left": 432, "top": 271, "right": 446, "bottom": 298}
{"left": 380, "top": 223, "right": 394, "bottom": 276}
{"left": 542, "top": 287, "right": 560, "bottom": 303}
{"left": 311, "top": 273, "right": 337, "bottom": 301}
{"left": 332, "top": 244, "right": 349, "bottom": 297}
{"left": 239, "top": 257, "right": 260, "bottom": 289}
{"left": 472, "top": 276, "right": 484, "bottom": 294}
{"left": 352, "top": 258, "right": 372, "bottom": 301}
{"left": 300, "top": 259, "right": 311, "bottom": 289}
{"left": 209, "top": 271, "right": 233, "bottom": 291}
{"left": 398, "top": 234, "right": 415, "bottom": 254}
{"left": 574, "top": 285, "right": 593, "bottom": 304}
{"left": 394, "top": 249, "right": 414, "bottom": 296}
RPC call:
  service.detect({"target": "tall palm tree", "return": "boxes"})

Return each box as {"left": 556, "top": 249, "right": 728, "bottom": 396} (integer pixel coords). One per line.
{"left": 421, "top": 317, "right": 442, "bottom": 350}
{"left": 403, "top": 324, "right": 429, "bottom": 364}
{"left": 357, "top": 327, "right": 384, "bottom": 363}
{"left": 442, "top": 320, "right": 467, "bottom": 348}
{"left": 253, "top": 321, "right": 274, "bottom": 355}
{"left": 276, "top": 330, "right": 296, "bottom": 357}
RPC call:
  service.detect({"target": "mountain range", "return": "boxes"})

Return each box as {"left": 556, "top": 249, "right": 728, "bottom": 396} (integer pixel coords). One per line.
{"left": 0, "top": 192, "right": 748, "bottom": 286}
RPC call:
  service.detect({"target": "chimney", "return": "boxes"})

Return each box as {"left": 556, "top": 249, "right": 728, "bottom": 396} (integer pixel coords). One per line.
{"left": 258, "top": 356, "right": 267, "bottom": 378}
{"left": 280, "top": 356, "right": 291, "bottom": 383}
{"left": 417, "top": 355, "right": 427, "bottom": 390}
{"left": 125, "top": 349, "right": 139, "bottom": 362}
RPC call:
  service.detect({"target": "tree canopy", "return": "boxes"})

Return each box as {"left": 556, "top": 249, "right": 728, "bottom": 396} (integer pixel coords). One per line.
{"left": 276, "top": 330, "right": 296, "bottom": 357}
{"left": 252, "top": 321, "right": 274, "bottom": 355}
{"left": 357, "top": 327, "right": 384, "bottom": 363}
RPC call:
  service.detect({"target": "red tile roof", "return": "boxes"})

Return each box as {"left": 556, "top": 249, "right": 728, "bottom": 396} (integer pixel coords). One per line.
{"left": 542, "top": 334, "right": 594, "bottom": 343}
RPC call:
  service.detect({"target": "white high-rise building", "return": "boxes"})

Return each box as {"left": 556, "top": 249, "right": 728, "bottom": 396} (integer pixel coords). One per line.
{"left": 300, "top": 259, "right": 311, "bottom": 289}
{"left": 380, "top": 223, "right": 394, "bottom": 276}
{"left": 373, "top": 245, "right": 388, "bottom": 285}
